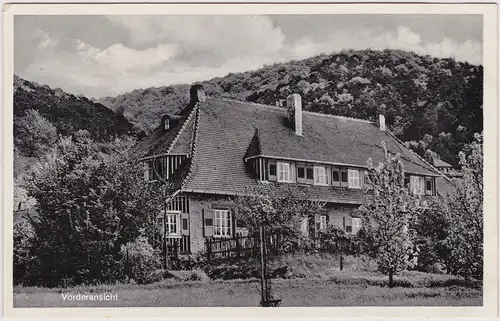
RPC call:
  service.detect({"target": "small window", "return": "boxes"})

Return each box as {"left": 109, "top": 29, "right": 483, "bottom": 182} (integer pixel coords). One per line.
{"left": 332, "top": 167, "right": 340, "bottom": 187}
{"left": 298, "top": 167, "right": 305, "bottom": 179}
{"left": 214, "top": 209, "right": 231, "bottom": 238}
{"left": 269, "top": 164, "right": 277, "bottom": 176}
{"left": 306, "top": 168, "right": 314, "bottom": 180}
{"left": 348, "top": 169, "right": 361, "bottom": 189}
{"left": 164, "top": 117, "right": 170, "bottom": 130}
{"left": 165, "top": 211, "right": 181, "bottom": 237}
{"left": 410, "top": 176, "right": 425, "bottom": 195}
{"left": 314, "top": 166, "right": 329, "bottom": 186}
{"left": 277, "top": 162, "right": 293, "bottom": 183}
{"left": 425, "top": 177, "right": 433, "bottom": 196}
{"left": 345, "top": 226, "right": 352, "bottom": 233}
{"left": 352, "top": 218, "right": 362, "bottom": 234}
{"left": 297, "top": 163, "right": 307, "bottom": 184}
{"left": 182, "top": 218, "right": 188, "bottom": 231}
{"left": 319, "top": 215, "right": 327, "bottom": 230}
{"left": 341, "top": 170, "right": 348, "bottom": 183}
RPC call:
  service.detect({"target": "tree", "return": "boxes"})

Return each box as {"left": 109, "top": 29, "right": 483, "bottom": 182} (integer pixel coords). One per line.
{"left": 360, "top": 142, "right": 422, "bottom": 287}
{"left": 230, "top": 183, "right": 326, "bottom": 249}
{"left": 442, "top": 132, "right": 483, "bottom": 279}
{"left": 14, "top": 109, "right": 57, "bottom": 158}
{"left": 22, "top": 131, "right": 165, "bottom": 286}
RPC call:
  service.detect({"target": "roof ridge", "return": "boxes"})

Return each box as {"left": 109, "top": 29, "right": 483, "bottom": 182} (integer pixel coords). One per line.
{"left": 166, "top": 103, "right": 198, "bottom": 154}
{"left": 208, "top": 96, "right": 374, "bottom": 124}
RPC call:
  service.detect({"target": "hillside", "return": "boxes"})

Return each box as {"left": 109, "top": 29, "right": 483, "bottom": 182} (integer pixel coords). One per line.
{"left": 97, "top": 49, "right": 483, "bottom": 166}
{"left": 14, "top": 75, "right": 136, "bottom": 143}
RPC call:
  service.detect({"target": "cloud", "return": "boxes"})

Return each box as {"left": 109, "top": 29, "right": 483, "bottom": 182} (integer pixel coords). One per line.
{"left": 17, "top": 17, "right": 482, "bottom": 98}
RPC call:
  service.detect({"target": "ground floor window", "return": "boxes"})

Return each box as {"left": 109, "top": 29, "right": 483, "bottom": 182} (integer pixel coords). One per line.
{"left": 214, "top": 209, "right": 232, "bottom": 237}
{"left": 166, "top": 211, "right": 181, "bottom": 236}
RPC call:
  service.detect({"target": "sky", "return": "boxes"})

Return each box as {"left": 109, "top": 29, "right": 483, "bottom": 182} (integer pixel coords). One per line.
{"left": 14, "top": 15, "right": 482, "bottom": 98}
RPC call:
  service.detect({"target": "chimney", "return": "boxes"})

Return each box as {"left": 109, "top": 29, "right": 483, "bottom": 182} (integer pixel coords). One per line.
{"left": 379, "top": 114, "right": 386, "bottom": 131}
{"left": 287, "top": 94, "right": 303, "bottom": 136}
{"left": 190, "top": 84, "right": 206, "bottom": 104}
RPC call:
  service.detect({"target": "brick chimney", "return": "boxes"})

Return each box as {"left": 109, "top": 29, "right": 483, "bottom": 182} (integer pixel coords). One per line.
{"left": 190, "top": 84, "right": 206, "bottom": 104}
{"left": 287, "top": 94, "right": 303, "bottom": 136}
{"left": 379, "top": 114, "right": 386, "bottom": 131}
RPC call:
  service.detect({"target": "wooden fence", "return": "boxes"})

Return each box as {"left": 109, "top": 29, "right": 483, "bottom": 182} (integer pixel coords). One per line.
{"left": 205, "top": 233, "right": 347, "bottom": 261}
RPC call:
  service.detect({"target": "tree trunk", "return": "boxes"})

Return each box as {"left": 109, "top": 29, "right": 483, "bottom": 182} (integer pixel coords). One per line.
{"left": 388, "top": 272, "right": 394, "bottom": 288}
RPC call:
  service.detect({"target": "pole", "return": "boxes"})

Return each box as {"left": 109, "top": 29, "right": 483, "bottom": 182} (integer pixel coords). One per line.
{"left": 259, "top": 223, "right": 266, "bottom": 306}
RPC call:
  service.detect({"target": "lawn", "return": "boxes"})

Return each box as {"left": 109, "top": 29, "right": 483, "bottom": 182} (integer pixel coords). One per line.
{"left": 14, "top": 272, "right": 482, "bottom": 307}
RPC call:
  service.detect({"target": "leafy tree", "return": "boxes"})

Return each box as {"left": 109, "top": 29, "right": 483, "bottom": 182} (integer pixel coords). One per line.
{"left": 442, "top": 132, "right": 483, "bottom": 279}
{"left": 14, "top": 109, "right": 57, "bottom": 158}
{"left": 360, "top": 142, "right": 422, "bottom": 287}
{"left": 22, "top": 131, "right": 165, "bottom": 287}
{"left": 230, "top": 183, "right": 326, "bottom": 251}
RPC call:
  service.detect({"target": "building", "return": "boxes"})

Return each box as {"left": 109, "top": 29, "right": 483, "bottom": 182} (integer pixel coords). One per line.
{"left": 130, "top": 85, "right": 443, "bottom": 254}
{"left": 432, "top": 157, "right": 463, "bottom": 178}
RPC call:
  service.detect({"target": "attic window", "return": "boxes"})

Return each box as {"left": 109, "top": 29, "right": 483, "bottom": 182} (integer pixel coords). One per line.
{"left": 164, "top": 117, "right": 170, "bottom": 130}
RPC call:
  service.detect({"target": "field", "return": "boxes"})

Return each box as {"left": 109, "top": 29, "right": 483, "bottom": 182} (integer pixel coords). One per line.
{"left": 14, "top": 271, "right": 482, "bottom": 307}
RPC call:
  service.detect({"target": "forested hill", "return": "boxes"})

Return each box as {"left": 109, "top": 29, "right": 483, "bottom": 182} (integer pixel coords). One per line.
{"left": 14, "top": 75, "right": 136, "bottom": 142}
{"left": 98, "top": 49, "right": 483, "bottom": 166}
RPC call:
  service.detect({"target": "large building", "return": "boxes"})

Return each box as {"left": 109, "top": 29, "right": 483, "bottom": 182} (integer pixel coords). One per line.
{"left": 131, "top": 85, "right": 442, "bottom": 254}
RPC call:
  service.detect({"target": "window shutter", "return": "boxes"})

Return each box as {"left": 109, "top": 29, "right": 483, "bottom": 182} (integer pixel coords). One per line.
{"left": 359, "top": 170, "right": 364, "bottom": 188}
{"left": 181, "top": 212, "right": 189, "bottom": 235}
{"left": 290, "top": 163, "right": 296, "bottom": 182}
{"left": 203, "top": 208, "right": 214, "bottom": 237}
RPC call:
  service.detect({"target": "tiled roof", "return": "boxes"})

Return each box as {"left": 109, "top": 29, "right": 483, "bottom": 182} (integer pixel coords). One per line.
{"left": 181, "top": 97, "right": 439, "bottom": 196}
{"left": 132, "top": 96, "right": 442, "bottom": 203}
{"left": 432, "top": 157, "right": 453, "bottom": 168}
{"left": 129, "top": 102, "right": 196, "bottom": 160}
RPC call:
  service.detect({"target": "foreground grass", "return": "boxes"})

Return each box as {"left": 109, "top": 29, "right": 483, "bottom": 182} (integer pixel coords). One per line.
{"left": 14, "top": 273, "right": 482, "bottom": 307}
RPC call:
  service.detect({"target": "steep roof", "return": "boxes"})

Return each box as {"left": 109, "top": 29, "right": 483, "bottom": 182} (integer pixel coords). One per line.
{"left": 432, "top": 157, "right": 454, "bottom": 168}
{"left": 181, "top": 97, "right": 439, "bottom": 195}
{"left": 132, "top": 96, "right": 441, "bottom": 202}
{"left": 129, "top": 103, "right": 196, "bottom": 159}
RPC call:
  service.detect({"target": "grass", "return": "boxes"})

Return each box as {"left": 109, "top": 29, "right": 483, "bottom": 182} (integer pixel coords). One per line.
{"left": 14, "top": 270, "right": 482, "bottom": 307}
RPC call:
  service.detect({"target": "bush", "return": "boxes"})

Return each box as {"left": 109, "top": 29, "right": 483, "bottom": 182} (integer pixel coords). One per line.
{"left": 13, "top": 215, "right": 39, "bottom": 285}
{"left": 120, "top": 236, "right": 161, "bottom": 284}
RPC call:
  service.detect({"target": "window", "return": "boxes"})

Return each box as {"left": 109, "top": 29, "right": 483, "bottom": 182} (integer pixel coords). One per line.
{"left": 352, "top": 218, "right": 362, "bottom": 234}
{"left": 306, "top": 167, "right": 314, "bottom": 181}
{"left": 348, "top": 169, "right": 361, "bottom": 189}
{"left": 425, "top": 177, "right": 434, "bottom": 196}
{"left": 332, "top": 167, "right": 340, "bottom": 187}
{"left": 297, "top": 163, "right": 306, "bottom": 184}
{"left": 277, "top": 162, "right": 293, "bottom": 182}
{"left": 314, "top": 166, "right": 329, "bottom": 186}
{"left": 340, "top": 169, "right": 348, "bottom": 187}
{"left": 214, "top": 210, "right": 231, "bottom": 237}
{"left": 343, "top": 217, "right": 353, "bottom": 233}
{"left": 269, "top": 163, "right": 277, "bottom": 177}
{"left": 319, "top": 215, "right": 327, "bottom": 230}
{"left": 410, "top": 176, "right": 425, "bottom": 195}
{"left": 163, "top": 211, "right": 180, "bottom": 237}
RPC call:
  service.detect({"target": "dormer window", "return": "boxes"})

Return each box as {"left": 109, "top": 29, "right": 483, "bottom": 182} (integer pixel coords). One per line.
{"left": 277, "top": 161, "right": 293, "bottom": 183}
{"left": 314, "top": 165, "right": 330, "bottom": 186}
{"left": 161, "top": 115, "right": 171, "bottom": 131}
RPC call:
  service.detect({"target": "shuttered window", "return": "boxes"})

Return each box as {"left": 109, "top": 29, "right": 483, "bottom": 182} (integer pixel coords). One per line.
{"left": 214, "top": 210, "right": 231, "bottom": 238}
{"left": 410, "top": 176, "right": 425, "bottom": 195}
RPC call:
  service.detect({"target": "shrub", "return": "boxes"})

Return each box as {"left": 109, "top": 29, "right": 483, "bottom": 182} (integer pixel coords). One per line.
{"left": 120, "top": 236, "right": 161, "bottom": 284}
{"left": 13, "top": 215, "right": 39, "bottom": 285}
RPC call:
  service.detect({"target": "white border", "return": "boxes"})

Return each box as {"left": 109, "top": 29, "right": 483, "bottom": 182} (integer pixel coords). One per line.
{"left": 2, "top": 2, "right": 498, "bottom": 320}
